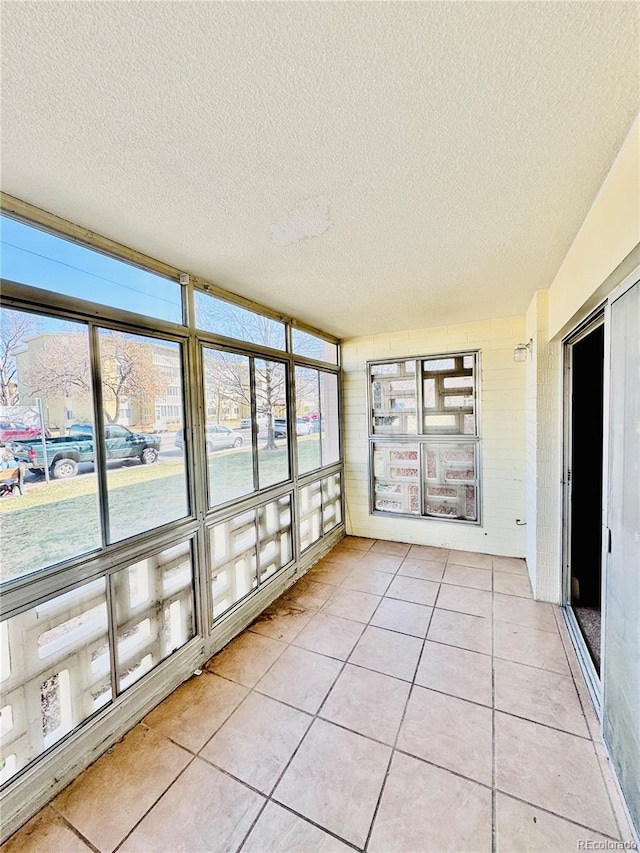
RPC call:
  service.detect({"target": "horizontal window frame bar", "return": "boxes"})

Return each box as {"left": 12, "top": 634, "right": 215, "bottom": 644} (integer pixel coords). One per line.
{"left": 368, "top": 434, "right": 480, "bottom": 443}
{"left": 210, "top": 554, "right": 296, "bottom": 630}
{"left": 1, "top": 279, "right": 190, "bottom": 340}
{"left": 290, "top": 317, "right": 341, "bottom": 347}
{"left": 2, "top": 195, "right": 341, "bottom": 348}
{"left": 193, "top": 282, "right": 340, "bottom": 346}
{"left": 369, "top": 508, "right": 482, "bottom": 526}
{"left": 197, "top": 333, "right": 343, "bottom": 372}
{"left": 197, "top": 329, "right": 290, "bottom": 361}
{"left": 368, "top": 348, "right": 480, "bottom": 368}
{"left": 0, "top": 519, "right": 201, "bottom": 620}
{"left": 204, "top": 485, "right": 295, "bottom": 528}
{"left": 296, "top": 460, "right": 344, "bottom": 487}
{"left": 1, "top": 196, "right": 183, "bottom": 283}
{"left": 293, "top": 355, "right": 341, "bottom": 373}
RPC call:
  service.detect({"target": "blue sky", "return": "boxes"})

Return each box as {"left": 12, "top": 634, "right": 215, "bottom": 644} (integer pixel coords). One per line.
{"left": 0, "top": 215, "right": 182, "bottom": 324}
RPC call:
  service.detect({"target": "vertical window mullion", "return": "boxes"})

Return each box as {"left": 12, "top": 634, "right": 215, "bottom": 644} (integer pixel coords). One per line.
{"left": 249, "top": 358, "right": 259, "bottom": 492}
{"left": 416, "top": 360, "right": 424, "bottom": 436}
{"left": 290, "top": 364, "right": 299, "bottom": 481}
{"left": 89, "top": 324, "right": 111, "bottom": 547}
{"left": 105, "top": 572, "right": 119, "bottom": 701}
{"left": 317, "top": 370, "right": 323, "bottom": 468}
{"left": 416, "top": 360, "right": 425, "bottom": 514}
{"left": 254, "top": 510, "right": 261, "bottom": 587}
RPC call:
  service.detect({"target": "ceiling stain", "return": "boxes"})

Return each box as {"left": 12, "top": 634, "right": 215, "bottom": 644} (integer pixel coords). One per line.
{"left": 270, "top": 196, "right": 331, "bottom": 247}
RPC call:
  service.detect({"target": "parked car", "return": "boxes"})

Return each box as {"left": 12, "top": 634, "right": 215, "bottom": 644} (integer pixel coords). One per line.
{"left": 273, "top": 417, "right": 312, "bottom": 437}
{"left": 0, "top": 422, "right": 50, "bottom": 445}
{"left": 9, "top": 423, "right": 161, "bottom": 479}
{"left": 175, "top": 425, "right": 243, "bottom": 453}
{"left": 239, "top": 415, "right": 269, "bottom": 430}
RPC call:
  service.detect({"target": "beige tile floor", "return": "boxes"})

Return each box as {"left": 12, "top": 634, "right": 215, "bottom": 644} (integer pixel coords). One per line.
{"left": 4, "top": 538, "right": 636, "bottom": 853}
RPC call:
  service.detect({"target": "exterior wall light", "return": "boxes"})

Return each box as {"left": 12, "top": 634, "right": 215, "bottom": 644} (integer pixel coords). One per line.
{"left": 514, "top": 339, "right": 533, "bottom": 362}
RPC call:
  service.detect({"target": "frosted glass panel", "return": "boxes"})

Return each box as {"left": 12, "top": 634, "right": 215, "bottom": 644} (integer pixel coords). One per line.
{"left": 112, "top": 542, "right": 194, "bottom": 693}
{"left": 372, "top": 444, "right": 420, "bottom": 514}
{"left": 371, "top": 361, "right": 417, "bottom": 434}
{"left": 258, "top": 496, "right": 292, "bottom": 582}
{"left": 0, "top": 579, "right": 110, "bottom": 785}
{"left": 298, "top": 480, "right": 322, "bottom": 551}
{"left": 603, "top": 280, "right": 640, "bottom": 834}
{"left": 322, "top": 473, "right": 342, "bottom": 533}
{"left": 210, "top": 510, "right": 258, "bottom": 620}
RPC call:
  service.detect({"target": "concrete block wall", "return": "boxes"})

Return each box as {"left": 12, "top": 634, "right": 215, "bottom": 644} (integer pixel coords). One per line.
{"left": 341, "top": 316, "right": 527, "bottom": 558}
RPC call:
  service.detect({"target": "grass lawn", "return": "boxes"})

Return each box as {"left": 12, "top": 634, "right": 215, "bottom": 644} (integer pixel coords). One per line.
{"left": 0, "top": 436, "right": 324, "bottom": 582}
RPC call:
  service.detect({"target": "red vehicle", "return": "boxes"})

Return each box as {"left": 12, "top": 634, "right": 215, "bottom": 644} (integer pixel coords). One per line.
{"left": 0, "top": 422, "right": 50, "bottom": 445}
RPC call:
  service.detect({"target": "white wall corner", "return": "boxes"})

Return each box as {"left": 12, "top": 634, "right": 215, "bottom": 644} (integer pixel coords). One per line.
{"left": 525, "top": 289, "right": 563, "bottom": 603}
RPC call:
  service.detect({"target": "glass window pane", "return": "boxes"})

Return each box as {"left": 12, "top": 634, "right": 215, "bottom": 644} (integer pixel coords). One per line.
{"left": 256, "top": 359, "right": 289, "bottom": 489}
{"left": 423, "top": 358, "right": 455, "bottom": 371}
{"left": 98, "top": 330, "right": 188, "bottom": 542}
{"left": 112, "top": 542, "right": 195, "bottom": 693}
{"left": 210, "top": 510, "right": 257, "bottom": 620}
{"left": 194, "top": 291, "right": 285, "bottom": 350}
{"left": 203, "top": 348, "right": 254, "bottom": 507}
{"left": 319, "top": 372, "right": 340, "bottom": 467}
{"left": 292, "top": 329, "right": 338, "bottom": 364}
{"left": 0, "top": 215, "right": 182, "bottom": 324}
{"left": 422, "top": 354, "right": 476, "bottom": 435}
{"left": 0, "top": 308, "right": 101, "bottom": 581}
{"left": 295, "top": 367, "right": 321, "bottom": 474}
{"left": 443, "top": 376, "right": 473, "bottom": 389}
{"left": 371, "top": 361, "right": 417, "bottom": 435}
{"left": 258, "top": 496, "right": 292, "bottom": 582}
{"left": 423, "top": 442, "right": 478, "bottom": 521}
{"left": 372, "top": 444, "right": 420, "bottom": 514}
{"left": 0, "top": 578, "right": 110, "bottom": 785}
{"left": 322, "top": 472, "right": 342, "bottom": 533}
{"left": 298, "top": 480, "right": 322, "bottom": 551}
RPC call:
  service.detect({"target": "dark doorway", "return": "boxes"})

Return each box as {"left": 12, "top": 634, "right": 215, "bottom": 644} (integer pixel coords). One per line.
{"left": 568, "top": 322, "right": 604, "bottom": 673}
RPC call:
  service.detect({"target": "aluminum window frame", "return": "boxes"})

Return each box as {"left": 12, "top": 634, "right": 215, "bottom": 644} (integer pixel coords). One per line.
{"left": 367, "top": 351, "right": 482, "bottom": 525}
{"left": 200, "top": 341, "right": 294, "bottom": 512}
{"left": 0, "top": 195, "right": 344, "bottom": 816}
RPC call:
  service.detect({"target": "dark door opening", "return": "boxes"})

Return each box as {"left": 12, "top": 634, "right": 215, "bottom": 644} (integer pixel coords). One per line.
{"left": 568, "top": 322, "right": 605, "bottom": 674}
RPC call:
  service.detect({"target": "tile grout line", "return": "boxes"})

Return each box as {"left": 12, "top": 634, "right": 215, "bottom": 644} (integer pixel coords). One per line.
{"left": 46, "top": 809, "right": 102, "bottom": 853}
{"left": 242, "top": 542, "right": 624, "bottom": 847}
{"left": 240, "top": 594, "right": 591, "bottom": 735}
{"left": 58, "top": 541, "right": 605, "bottom": 853}
{"left": 3, "top": 542, "right": 595, "bottom": 852}
{"left": 551, "top": 606, "right": 628, "bottom": 842}
{"left": 111, "top": 754, "right": 199, "bottom": 853}
{"left": 234, "top": 538, "right": 401, "bottom": 853}
{"left": 53, "top": 671, "right": 257, "bottom": 853}
{"left": 377, "top": 744, "right": 630, "bottom": 844}
{"left": 362, "top": 557, "right": 444, "bottom": 852}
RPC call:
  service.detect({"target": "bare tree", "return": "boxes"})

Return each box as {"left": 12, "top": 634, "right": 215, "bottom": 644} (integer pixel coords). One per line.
{"left": 26, "top": 331, "right": 91, "bottom": 396}
{"left": 25, "top": 329, "right": 166, "bottom": 428}
{"left": 203, "top": 350, "right": 286, "bottom": 451}
{"left": 255, "top": 358, "right": 287, "bottom": 450}
{"left": 99, "top": 333, "right": 166, "bottom": 424}
{"left": 0, "top": 308, "right": 37, "bottom": 406}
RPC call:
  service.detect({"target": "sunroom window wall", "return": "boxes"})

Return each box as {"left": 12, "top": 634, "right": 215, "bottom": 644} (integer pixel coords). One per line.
{"left": 0, "top": 205, "right": 343, "bottom": 828}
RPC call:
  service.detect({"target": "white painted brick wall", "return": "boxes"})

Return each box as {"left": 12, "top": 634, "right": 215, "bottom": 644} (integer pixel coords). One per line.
{"left": 342, "top": 316, "right": 527, "bottom": 557}
{"left": 525, "top": 290, "right": 563, "bottom": 603}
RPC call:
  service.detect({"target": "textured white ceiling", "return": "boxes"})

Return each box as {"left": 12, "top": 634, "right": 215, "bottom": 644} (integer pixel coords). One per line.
{"left": 1, "top": 2, "right": 638, "bottom": 338}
